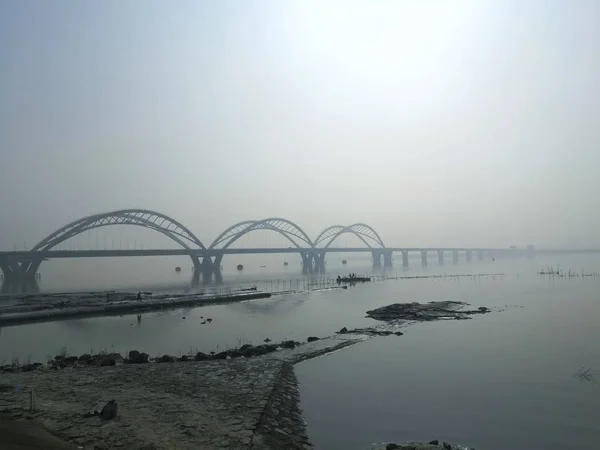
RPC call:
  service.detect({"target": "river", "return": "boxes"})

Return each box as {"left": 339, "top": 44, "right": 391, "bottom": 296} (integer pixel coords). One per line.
{"left": 1, "top": 255, "right": 599, "bottom": 449}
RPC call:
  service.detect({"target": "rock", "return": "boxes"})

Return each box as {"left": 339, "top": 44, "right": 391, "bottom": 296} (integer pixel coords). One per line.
{"left": 98, "top": 356, "right": 116, "bottom": 366}
{"left": 281, "top": 340, "right": 296, "bottom": 349}
{"left": 478, "top": 307, "right": 488, "bottom": 312}
{"left": 386, "top": 444, "right": 399, "bottom": 450}
{"left": 227, "top": 350, "right": 242, "bottom": 359}
{"left": 157, "top": 355, "right": 175, "bottom": 363}
{"left": 264, "top": 338, "right": 271, "bottom": 343}
{"left": 179, "top": 355, "right": 189, "bottom": 362}
{"left": 213, "top": 351, "right": 229, "bottom": 360}
{"left": 338, "top": 327, "right": 348, "bottom": 334}
{"left": 54, "top": 355, "right": 65, "bottom": 362}
{"left": 78, "top": 354, "right": 92, "bottom": 362}
{"left": 64, "top": 356, "right": 78, "bottom": 364}
{"left": 100, "top": 400, "right": 118, "bottom": 420}
{"left": 443, "top": 442, "right": 452, "bottom": 450}
{"left": 206, "top": 318, "right": 213, "bottom": 322}
{"left": 307, "top": 336, "right": 320, "bottom": 342}
{"left": 2, "top": 366, "right": 16, "bottom": 373}
{"left": 429, "top": 440, "right": 439, "bottom": 445}
{"left": 241, "top": 346, "right": 265, "bottom": 358}
{"left": 394, "top": 331, "right": 404, "bottom": 336}
{"left": 241, "top": 344, "right": 277, "bottom": 358}
{"left": 21, "top": 363, "right": 43, "bottom": 372}
{"left": 194, "top": 352, "right": 209, "bottom": 361}
{"left": 260, "top": 344, "right": 277, "bottom": 353}
{"left": 127, "top": 350, "right": 149, "bottom": 364}
{"left": 239, "top": 344, "right": 253, "bottom": 351}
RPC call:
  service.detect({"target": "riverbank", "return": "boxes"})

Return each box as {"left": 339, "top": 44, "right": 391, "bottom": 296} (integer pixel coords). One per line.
{"left": 0, "top": 334, "right": 365, "bottom": 449}
{"left": 0, "top": 300, "right": 490, "bottom": 449}
{"left": 0, "top": 291, "right": 271, "bottom": 326}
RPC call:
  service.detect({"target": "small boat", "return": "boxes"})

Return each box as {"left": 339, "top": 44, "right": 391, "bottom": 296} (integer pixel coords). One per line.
{"left": 336, "top": 276, "right": 371, "bottom": 283}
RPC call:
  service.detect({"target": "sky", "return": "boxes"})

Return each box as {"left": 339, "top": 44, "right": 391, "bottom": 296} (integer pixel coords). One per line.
{"left": 1, "top": 0, "right": 599, "bottom": 250}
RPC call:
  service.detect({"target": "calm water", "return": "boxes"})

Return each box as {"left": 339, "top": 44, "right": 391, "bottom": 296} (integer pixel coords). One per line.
{"left": 1, "top": 256, "right": 599, "bottom": 449}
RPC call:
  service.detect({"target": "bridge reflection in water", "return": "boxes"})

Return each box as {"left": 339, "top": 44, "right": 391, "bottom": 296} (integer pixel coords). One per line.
{"left": 0, "top": 209, "right": 539, "bottom": 293}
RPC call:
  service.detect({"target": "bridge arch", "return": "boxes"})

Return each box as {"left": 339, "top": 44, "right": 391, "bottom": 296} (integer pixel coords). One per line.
{"left": 32, "top": 209, "right": 206, "bottom": 252}
{"left": 210, "top": 218, "right": 313, "bottom": 250}
{"left": 315, "top": 223, "right": 385, "bottom": 249}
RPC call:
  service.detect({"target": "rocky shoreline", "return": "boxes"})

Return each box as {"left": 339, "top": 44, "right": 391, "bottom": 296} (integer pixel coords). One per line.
{"left": 0, "top": 334, "right": 365, "bottom": 449}
{"left": 0, "top": 301, "right": 490, "bottom": 449}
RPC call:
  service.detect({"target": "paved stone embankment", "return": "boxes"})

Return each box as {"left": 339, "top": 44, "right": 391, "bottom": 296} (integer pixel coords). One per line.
{"left": 0, "top": 334, "right": 365, "bottom": 450}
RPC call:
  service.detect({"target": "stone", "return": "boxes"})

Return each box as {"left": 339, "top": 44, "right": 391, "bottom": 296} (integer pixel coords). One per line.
{"left": 386, "top": 443, "right": 399, "bottom": 449}
{"left": 242, "top": 346, "right": 265, "bottom": 358}
{"left": 194, "top": 352, "right": 209, "bottom": 361}
{"left": 307, "top": 337, "right": 319, "bottom": 342}
{"left": 127, "top": 350, "right": 149, "bottom": 364}
{"left": 213, "top": 351, "right": 229, "bottom": 360}
{"left": 157, "top": 355, "right": 175, "bottom": 363}
{"left": 99, "top": 356, "right": 116, "bottom": 366}
{"left": 394, "top": 332, "right": 404, "bottom": 336}
{"left": 338, "top": 327, "right": 348, "bottom": 334}
{"left": 179, "top": 355, "right": 189, "bottom": 362}
{"left": 239, "top": 344, "right": 253, "bottom": 352}
{"left": 429, "top": 440, "right": 439, "bottom": 445}
{"left": 281, "top": 340, "right": 296, "bottom": 349}
{"left": 78, "top": 354, "right": 92, "bottom": 362}
{"left": 227, "top": 350, "right": 242, "bottom": 359}
{"left": 443, "top": 443, "right": 452, "bottom": 450}
{"left": 64, "top": 356, "right": 78, "bottom": 364}
{"left": 100, "top": 400, "right": 118, "bottom": 420}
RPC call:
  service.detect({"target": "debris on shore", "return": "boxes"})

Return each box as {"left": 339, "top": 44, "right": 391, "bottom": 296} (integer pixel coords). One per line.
{"left": 366, "top": 301, "right": 490, "bottom": 322}
{"left": 373, "top": 441, "right": 474, "bottom": 450}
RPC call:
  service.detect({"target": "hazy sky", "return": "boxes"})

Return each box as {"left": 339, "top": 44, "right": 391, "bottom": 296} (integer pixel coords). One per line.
{"left": 1, "top": 0, "right": 599, "bottom": 249}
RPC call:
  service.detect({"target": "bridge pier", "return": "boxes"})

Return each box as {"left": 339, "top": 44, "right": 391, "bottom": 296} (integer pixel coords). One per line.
{"left": 402, "top": 251, "right": 409, "bottom": 268}
{"left": 437, "top": 250, "right": 444, "bottom": 265}
{"left": 466, "top": 251, "right": 472, "bottom": 263}
{"left": 301, "top": 252, "right": 314, "bottom": 275}
{"left": 0, "top": 259, "right": 42, "bottom": 294}
{"left": 199, "top": 254, "right": 223, "bottom": 285}
{"left": 452, "top": 251, "right": 458, "bottom": 264}
{"left": 383, "top": 250, "right": 393, "bottom": 269}
{"left": 421, "top": 251, "right": 428, "bottom": 267}
{"left": 313, "top": 252, "right": 326, "bottom": 275}
{"left": 372, "top": 251, "right": 382, "bottom": 270}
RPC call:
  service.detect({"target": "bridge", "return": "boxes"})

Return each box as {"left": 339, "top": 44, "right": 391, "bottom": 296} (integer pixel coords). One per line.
{"left": 0, "top": 208, "right": 568, "bottom": 293}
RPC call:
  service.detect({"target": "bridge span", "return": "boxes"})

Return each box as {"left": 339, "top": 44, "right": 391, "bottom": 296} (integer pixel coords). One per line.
{"left": 0, "top": 207, "right": 571, "bottom": 293}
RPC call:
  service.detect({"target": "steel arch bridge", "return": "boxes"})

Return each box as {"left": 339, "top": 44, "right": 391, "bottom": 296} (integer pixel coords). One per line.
{"left": 313, "top": 223, "right": 386, "bottom": 249}
{"left": 0, "top": 210, "right": 388, "bottom": 288}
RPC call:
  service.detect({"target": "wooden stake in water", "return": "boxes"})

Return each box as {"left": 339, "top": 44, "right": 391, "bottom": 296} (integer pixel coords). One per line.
{"left": 29, "top": 389, "right": 36, "bottom": 411}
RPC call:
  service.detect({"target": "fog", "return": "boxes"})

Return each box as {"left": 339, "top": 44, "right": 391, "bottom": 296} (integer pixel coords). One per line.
{"left": 1, "top": 0, "right": 599, "bottom": 250}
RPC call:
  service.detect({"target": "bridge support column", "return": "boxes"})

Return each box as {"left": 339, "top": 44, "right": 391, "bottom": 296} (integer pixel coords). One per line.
{"left": 383, "top": 250, "right": 393, "bottom": 269}
{"left": 313, "top": 253, "right": 326, "bottom": 275}
{"left": 199, "top": 254, "right": 223, "bottom": 285}
{"left": 452, "top": 251, "right": 458, "bottom": 264}
{"left": 372, "top": 251, "right": 382, "bottom": 270}
{"left": 437, "top": 250, "right": 444, "bottom": 265}
{"left": 478, "top": 251, "right": 484, "bottom": 261}
{"left": 402, "top": 251, "right": 409, "bottom": 268}
{"left": 466, "top": 251, "right": 472, "bottom": 263}
{"left": 301, "top": 252, "right": 314, "bottom": 275}
{"left": 0, "top": 259, "right": 42, "bottom": 294}
{"left": 421, "top": 251, "right": 428, "bottom": 267}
